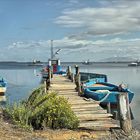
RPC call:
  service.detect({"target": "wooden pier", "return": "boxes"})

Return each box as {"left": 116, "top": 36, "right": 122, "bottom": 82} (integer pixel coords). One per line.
{"left": 49, "top": 74, "right": 119, "bottom": 130}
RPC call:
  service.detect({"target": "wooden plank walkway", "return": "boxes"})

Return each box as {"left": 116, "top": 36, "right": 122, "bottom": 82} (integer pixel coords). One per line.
{"left": 49, "top": 75, "right": 119, "bottom": 130}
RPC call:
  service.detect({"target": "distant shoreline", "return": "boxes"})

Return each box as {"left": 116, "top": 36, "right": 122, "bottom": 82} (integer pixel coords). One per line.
{"left": 0, "top": 61, "right": 138, "bottom": 69}
{"left": 0, "top": 61, "right": 137, "bottom": 64}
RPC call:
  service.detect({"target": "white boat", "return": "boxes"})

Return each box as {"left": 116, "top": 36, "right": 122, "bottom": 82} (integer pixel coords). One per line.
{"left": 128, "top": 62, "right": 138, "bottom": 66}
{"left": 0, "top": 78, "right": 7, "bottom": 95}
{"left": 82, "top": 60, "right": 92, "bottom": 65}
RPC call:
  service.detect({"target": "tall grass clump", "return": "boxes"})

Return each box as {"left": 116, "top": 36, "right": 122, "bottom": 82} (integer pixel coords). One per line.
{"left": 3, "top": 85, "right": 79, "bottom": 130}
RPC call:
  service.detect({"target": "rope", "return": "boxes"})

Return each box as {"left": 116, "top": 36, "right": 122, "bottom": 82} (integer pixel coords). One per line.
{"left": 84, "top": 90, "right": 111, "bottom": 103}
{"left": 95, "top": 91, "right": 111, "bottom": 103}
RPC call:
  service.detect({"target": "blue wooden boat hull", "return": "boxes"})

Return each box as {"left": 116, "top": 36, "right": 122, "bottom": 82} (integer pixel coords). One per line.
{"left": 84, "top": 82, "right": 134, "bottom": 105}
{"left": 80, "top": 72, "right": 107, "bottom": 83}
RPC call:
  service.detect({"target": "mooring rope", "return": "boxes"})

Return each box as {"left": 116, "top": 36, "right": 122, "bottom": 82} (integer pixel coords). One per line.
{"left": 83, "top": 90, "right": 111, "bottom": 103}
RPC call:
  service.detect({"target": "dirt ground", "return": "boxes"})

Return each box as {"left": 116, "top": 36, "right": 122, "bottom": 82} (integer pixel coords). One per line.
{"left": 0, "top": 118, "right": 110, "bottom": 140}
{"left": 0, "top": 109, "right": 140, "bottom": 140}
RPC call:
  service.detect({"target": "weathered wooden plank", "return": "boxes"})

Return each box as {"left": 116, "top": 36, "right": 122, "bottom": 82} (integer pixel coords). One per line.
{"left": 74, "top": 110, "right": 107, "bottom": 114}
{"left": 77, "top": 114, "right": 113, "bottom": 121}
{"left": 79, "top": 121, "right": 119, "bottom": 129}
{"left": 57, "top": 94, "right": 79, "bottom": 98}
{"left": 72, "top": 106, "right": 103, "bottom": 111}
{"left": 58, "top": 90, "right": 77, "bottom": 93}
{"left": 58, "top": 92, "right": 77, "bottom": 95}
{"left": 59, "top": 95, "right": 81, "bottom": 98}
{"left": 51, "top": 84, "right": 75, "bottom": 87}
{"left": 79, "top": 117, "right": 112, "bottom": 121}
{"left": 70, "top": 101, "right": 99, "bottom": 105}
{"left": 71, "top": 104, "right": 99, "bottom": 109}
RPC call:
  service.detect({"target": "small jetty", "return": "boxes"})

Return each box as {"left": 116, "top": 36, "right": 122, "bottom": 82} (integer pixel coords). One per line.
{"left": 48, "top": 74, "right": 119, "bottom": 130}
{"left": 42, "top": 41, "right": 133, "bottom": 134}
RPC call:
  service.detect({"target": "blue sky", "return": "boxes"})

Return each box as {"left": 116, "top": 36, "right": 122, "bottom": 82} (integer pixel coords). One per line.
{"left": 1, "top": 0, "right": 140, "bottom": 61}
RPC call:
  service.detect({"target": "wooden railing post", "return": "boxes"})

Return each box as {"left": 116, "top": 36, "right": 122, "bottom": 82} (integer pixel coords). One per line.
{"left": 75, "top": 65, "right": 79, "bottom": 75}
{"left": 74, "top": 65, "right": 81, "bottom": 95}
{"left": 67, "top": 66, "right": 71, "bottom": 79}
{"left": 77, "top": 74, "right": 81, "bottom": 95}
{"left": 47, "top": 67, "right": 51, "bottom": 89}
{"left": 71, "top": 73, "right": 74, "bottom": 82}
{"left": 74, "top": 65, "right": 79, "bottom": 83}
{"left": 117, "top": 92, "right": 132, "bottom": 134}
{"left": 44, "top": 80, "right": 47, "bottom": 93}
{"left": 107, "top": 102, "right": 111, "bottom": 114}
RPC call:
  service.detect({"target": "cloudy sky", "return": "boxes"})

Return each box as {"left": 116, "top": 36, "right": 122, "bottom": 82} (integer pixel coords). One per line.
{"left": 1, "top": 0, "right": 140, "bottom": 62}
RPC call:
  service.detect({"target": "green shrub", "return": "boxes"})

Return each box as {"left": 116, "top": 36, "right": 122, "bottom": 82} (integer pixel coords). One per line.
{"left": 4, "top": 86, "right": 79, "bottom": 130}
{"left": 4, "top": 103, "right": 32, "bottom": 130}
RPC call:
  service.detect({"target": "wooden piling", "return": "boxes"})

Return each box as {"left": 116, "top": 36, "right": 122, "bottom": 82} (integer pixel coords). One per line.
{"left": 49, "top": 67, "right": 52, "bottom": 82}
{"left": 77, "top": 74, "right": 82, "bottom": 95}
{"left": 107, "top": 102, "right": 111, "bottom": 114}
{"left": 44, "top": 80, "right": 47, "bottom": 93}
{"left": 74, "top": 65, "right": 81, "bottom": 95}
{"left": 113, "top": 111, "right": 118, "bottom": 120}
{"left": 67, "top": 66, "right": 71, "bottom": 79}
{"left": 71, "top": 73, "right": 74, "bottom": 82}
{"left": 75, "top": 65, "right": 79, "bottom": 75}
{"left": 75, "top": 65, "right": 79, "bottom": 83}
{"left": 47, "top": 67, "right": 51, "bottom": 88}
{"left": 117, "top": 92, "right": 132, "bottom": 133}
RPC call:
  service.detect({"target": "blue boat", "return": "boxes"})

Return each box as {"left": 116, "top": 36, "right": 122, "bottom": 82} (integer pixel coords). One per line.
{"left": 80, "top": 72, "right": 107, "bottom": 83}
{"left": 83, "top": 82, "right": 134, "bottom": 107}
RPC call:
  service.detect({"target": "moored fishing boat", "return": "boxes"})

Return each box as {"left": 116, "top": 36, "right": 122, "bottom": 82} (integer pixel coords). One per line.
{"left": 83, "top": 82, "right": 134, "bottom": 107}
{"left": 0, "top": 77, "right": 7, "bottom": 95}
{"left": 41, "top": 58, "right": 66, "bottom": 76}
{"left": 41, "top": 40, "right": 66, "bottom": 79}
{"left": 80, "top": 72, "right": 107, "bottom": 83}
{"left": 128, "top": 62, "right": 138, "bottom": 67}
{"left": 82, "top": 59, "right": 92, "bottom": 65}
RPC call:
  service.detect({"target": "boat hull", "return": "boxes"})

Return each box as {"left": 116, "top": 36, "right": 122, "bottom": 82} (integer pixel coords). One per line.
{"left": 0, "top": 87, "right": 7, "bottom": 95}
{"left": 84, "top": 82, "right": 134, "bottom": 106}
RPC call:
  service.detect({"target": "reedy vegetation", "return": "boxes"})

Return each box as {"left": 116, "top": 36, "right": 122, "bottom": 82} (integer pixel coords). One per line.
{"left": 4, "top": 85, "right": 79, "bottom": 130}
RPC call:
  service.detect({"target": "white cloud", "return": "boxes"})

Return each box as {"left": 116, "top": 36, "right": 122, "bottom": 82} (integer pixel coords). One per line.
{"left": 55, "top": 1, "right": 140, "bottom": 36}
{"left": 69, "top": 0, "right": 79, "bottom": 4}
{"left": 3, "top": 37, "right": 140, "bottom": 61}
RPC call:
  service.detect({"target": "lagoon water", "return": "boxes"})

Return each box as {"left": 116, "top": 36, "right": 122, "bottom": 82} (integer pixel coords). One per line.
{"left": 79, "top": 64, "right": 140, "bottom": 130}
{"left": 0, "top": 63, "right": 140, "bottom": 129}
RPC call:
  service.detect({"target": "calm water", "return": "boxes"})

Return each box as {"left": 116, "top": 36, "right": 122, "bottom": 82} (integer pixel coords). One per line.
{"left": 78, "top": 65, "right": 140, "bottom": 129}
{"left": 0, "top": 68, "right": 42, "bottom": 104}
{"left": 0, "top": 63, "right": 140, "bottom": 129}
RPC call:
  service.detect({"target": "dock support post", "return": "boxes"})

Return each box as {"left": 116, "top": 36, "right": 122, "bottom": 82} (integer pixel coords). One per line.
{"left": 107, "top": 102, "right": 111, "bottom": 113}
{"left": 44, "top": 80, "right": 47, "bottom": 93}
{"left": 75, "top": 65, "right": 79, "bottom": 75}
{"left": 71, "top": 73, "right": 74, "bottom": 82}
{"left": 67, "top": 66, "right": 71, "bottom": 79}
{"left": 75, "top": 65, "right": 79, "bottom": 83}
{"left": 117, "top": 92, "right": 132, "bottom": 134}
{"left": 75, "top": 65, "right": 81, "bottom": 95}
{"left": 77, "top": 74, "right": 81, "bottom": 95}
{"left": 47, "top": 67, "right": 51, "bottom": 89}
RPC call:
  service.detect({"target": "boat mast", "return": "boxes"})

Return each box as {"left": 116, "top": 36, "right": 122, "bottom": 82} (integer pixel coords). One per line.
{"left": 51, "top": 40, "right": 53, "bottom": 59}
